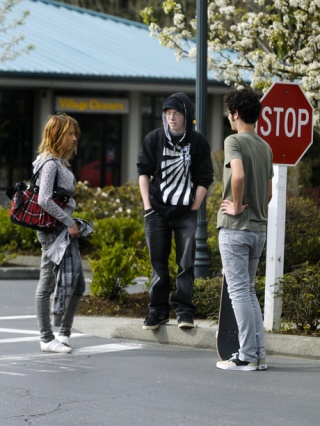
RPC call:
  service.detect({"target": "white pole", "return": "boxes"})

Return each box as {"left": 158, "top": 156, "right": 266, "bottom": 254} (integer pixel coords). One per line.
{"left": 264, "top": 165, "right": 287, "bottom": 331}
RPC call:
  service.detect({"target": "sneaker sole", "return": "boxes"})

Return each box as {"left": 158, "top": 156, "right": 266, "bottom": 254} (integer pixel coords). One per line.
{"left": 142, "top": 318, "right": 169, "bottom": 330}
{"left": 40, "top": 346, "right": 72, "bottom": 354}
{"left": 257, "top": 364, "right": 268, "bottom": 370}
{"left": 178, "top": 322, "right": 194, "bottom": 329}
{"left": 216, "top": 361, "right": 257, "bottom": 371}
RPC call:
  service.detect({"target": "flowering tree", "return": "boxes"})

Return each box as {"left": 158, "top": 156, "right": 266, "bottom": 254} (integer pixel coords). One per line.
{"left": 0, "top": 0, "right": 33, "bottom": 62}
{"left": 141, "top": 0, "right": 320, "bottom": 126}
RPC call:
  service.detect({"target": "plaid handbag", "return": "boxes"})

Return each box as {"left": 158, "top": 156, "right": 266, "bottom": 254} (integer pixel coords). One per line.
{"left": 6, "top": 160, "right": 70, "bottom": 232}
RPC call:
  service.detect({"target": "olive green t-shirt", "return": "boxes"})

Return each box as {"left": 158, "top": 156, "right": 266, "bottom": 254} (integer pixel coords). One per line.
{"left": 217, "top": 132, "right": 273, "bottom": 232}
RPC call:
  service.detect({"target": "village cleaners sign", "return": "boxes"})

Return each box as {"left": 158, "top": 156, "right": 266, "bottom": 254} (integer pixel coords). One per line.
{"left": 55, "top": 97, "right": 129, "bottom": 114}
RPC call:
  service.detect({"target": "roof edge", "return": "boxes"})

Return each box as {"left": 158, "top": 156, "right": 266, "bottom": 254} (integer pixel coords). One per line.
{"left": 33, "top": 0, "right": 148, "bottom": 29}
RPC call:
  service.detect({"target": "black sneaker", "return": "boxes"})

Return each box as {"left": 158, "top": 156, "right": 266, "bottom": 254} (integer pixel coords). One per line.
{"left": 216, "top": 353, "right": 257, "bottom": 371}
{"left": 177, "top": 314, "right": 194, "bottom": 329}
{"left": 142, "top": 313, "right": 169, "bottom": 330}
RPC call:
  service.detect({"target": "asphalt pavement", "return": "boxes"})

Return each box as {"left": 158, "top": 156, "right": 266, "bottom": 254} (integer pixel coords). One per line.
{"left": 1, "top": 255, "right": 319, "bottom": 361}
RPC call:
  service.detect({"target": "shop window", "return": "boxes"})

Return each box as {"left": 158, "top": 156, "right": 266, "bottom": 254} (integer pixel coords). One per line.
{"left": 0, "top": 90, "right": 33, "bottom": 189}
{"left": 71, "top": 114, "right": 121, "bottom": 188}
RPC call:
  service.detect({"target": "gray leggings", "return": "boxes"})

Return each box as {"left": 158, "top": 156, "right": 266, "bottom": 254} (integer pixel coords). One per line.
{"left": 35, "top": 231, "right": 85, "bottom": 343}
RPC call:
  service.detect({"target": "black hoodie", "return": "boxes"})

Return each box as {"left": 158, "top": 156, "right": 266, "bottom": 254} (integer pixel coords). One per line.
{"left": 137, "top": 92, "right": 214, "bottom": 218}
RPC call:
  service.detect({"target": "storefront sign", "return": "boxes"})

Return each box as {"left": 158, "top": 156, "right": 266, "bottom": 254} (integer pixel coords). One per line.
{"left": 55, "top": 97, "right": 129, "bottom": 114}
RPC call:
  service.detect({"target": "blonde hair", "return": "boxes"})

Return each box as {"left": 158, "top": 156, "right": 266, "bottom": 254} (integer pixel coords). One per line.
{"left": 38, "top": 112, "right": 80, "bottom": 161}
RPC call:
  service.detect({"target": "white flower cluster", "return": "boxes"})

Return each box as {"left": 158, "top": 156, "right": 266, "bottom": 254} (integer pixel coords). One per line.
{"left": 144, "top": 0, "right": 320, "bottom": 127}
{"left": 0, "top": 0, "right": 34, "bottom": 62}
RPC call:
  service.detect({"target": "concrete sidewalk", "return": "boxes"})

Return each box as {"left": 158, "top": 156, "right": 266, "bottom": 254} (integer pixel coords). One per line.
{"left": 1, "top": 255, "right": 320, "bottom": 360}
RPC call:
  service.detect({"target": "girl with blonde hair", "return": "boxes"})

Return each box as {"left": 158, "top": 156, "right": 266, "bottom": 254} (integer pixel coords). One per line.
{"left": 33, "top": 112, "right": 85, "bottom": 353}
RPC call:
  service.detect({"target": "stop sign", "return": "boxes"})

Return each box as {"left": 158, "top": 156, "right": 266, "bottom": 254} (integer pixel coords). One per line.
{"left": 256, "top": 82, "right": 314, "bottom": 166}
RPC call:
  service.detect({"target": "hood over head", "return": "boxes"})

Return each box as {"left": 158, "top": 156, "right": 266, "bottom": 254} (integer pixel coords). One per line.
{"left": 162, "top": 92, "right": 194, "bottom": 143}
{"left": 163, "top": 97, "right": 185, "bottom": 116}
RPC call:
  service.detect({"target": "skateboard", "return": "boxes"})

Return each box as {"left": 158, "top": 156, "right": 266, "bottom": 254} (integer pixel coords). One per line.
{"left": 216, "top": 275, "right": 239, "bottom": 360}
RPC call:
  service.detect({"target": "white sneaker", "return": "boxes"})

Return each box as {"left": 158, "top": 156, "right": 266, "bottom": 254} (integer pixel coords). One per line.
{"left": 40, "top": 339, "right": 72, "bottom": 353}
{"left": 257, "top": 359, "right": 268, "bottom": 370}
{"left": 216, "top": 353, "right": 257, "bottom": 371}
{"left": 57, "top": 335, "right": 71, "bottom": 348}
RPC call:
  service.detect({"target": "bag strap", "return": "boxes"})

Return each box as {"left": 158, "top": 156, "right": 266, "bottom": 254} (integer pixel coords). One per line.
{"left": 6, "top": 159, "right": 58, "bottom": 200}
{"left": 29, "top": 159, "right": 58, "bottom": 193}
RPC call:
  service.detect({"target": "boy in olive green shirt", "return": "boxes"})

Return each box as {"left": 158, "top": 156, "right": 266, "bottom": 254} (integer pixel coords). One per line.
{"left": 216, "top": 88, "right": 273, "bottom": 371}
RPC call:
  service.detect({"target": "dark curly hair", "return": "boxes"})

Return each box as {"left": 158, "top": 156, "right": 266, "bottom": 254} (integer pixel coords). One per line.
{"left": 224, "top": 88, "right": 262, "bottom": 124}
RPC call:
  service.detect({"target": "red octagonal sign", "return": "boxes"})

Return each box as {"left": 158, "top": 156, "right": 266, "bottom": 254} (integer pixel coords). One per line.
{"left": 256, "top": 82, "right": 314, "bottom": 166}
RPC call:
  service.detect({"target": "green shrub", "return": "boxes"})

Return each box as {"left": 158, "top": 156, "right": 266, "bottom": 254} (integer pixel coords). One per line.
{"left": 0, "top": 206, "right": 40, "bottom": 254}
{"left": 206, "top": 181, "right": 222, "bottom": 236}
{"left": 277, "top": 262, "right": 320, "bottom": 333}
{"left": 254, "top": 275, "right": 266, "bottom": 313}
{"left": 207, "top": 235, "right": 222, "bottom": 276}
{"left": 0, "top": 251, "right": 7, "bottom": 266}
{"left": 192, "top": 275, "right": 266, "bottom": 321}
{"left": 75, "top": 181, "right": 142, "bottom": 221}
{"left": 90, "top": 216, "right": 145, "bottom": 253}
{"left": 284, "top": 197, "right": 320, "bottom": 272}
{"left": 89, "top": 242, "right": 150, "bottom": 301}
{"left": 75, "top": 181, "right": 146, "bottom": 260}
{"left": 206, "top": 183, "right": 320, "bottom": 278}
{"left": 287, "top": 158, "right": 313, "bottom": 197}
{"left": 192, "top": 276, "right": 222, "bottom": 321}
{"left": 206, "top": 180, "right": 223, "bottom": 275}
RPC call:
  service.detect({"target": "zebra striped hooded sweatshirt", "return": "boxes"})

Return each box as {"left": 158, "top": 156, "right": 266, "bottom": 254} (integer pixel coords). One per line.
{"left": 137, "top": 92, "right": 214, "bottom": 219}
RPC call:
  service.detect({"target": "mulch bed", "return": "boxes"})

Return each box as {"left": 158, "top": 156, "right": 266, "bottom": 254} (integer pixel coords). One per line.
{"left": 77, "top": 292, "right": 150, "bottom": 318}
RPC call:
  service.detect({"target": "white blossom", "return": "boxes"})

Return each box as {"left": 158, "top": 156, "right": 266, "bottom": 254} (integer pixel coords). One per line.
{"left": 0, "top": 0, "right": 34, "bottom": 62}
{"left": 188, "top": 46, "right": 196, "bottom": 61}
{"left": 173, "top": 13, "right": 185, "bottom": 29}
{"left": 144, "top": 0, "right": 320, "bottom": 127}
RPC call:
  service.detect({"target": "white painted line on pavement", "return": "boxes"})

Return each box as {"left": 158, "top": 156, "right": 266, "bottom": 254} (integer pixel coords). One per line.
{"left": 0, "top": 370, "right": 26, "bottom": 376}
{"left": 0, "top": 315, "right": 37, "bottom": 320}
{"left": 0, "top": 336, "right": 40, "bottom": 343}
{"left": 0, "top": 333, "right": 85, "bottom": 344}
{"left": 0, "top": 328, "right": 39, "bottom": 335}
{"left": 0, "top": 343, "right": 143, "bottom": 362}
{"left": 75, "top": 343, "right": 143, "bottom": 354}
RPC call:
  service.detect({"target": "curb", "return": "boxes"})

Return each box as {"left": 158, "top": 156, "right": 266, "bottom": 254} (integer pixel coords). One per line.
{"left": 0, "top": 267, "right": 40, "bottom": 280}
{"left": 265, "top": 333, "right": 320, "bottom": 360}
{"left": 112, "top": 322, "right": 217, "bottom": 350}
{"left": 72, "top": 317, "right": 320, "bottom": 360}
{"left": 0, "top": 256, "right": 91, "bottom": 280}
{"left": 111, "top": 322, "right": 320, "bottom": 360}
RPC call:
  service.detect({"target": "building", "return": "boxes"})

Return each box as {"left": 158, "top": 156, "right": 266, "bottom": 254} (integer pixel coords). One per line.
{"left": 0, "top": 0, "right": 229, "bottom": 197}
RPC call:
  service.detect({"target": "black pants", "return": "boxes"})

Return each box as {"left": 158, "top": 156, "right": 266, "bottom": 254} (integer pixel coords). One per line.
{"left": 144, "top": 209, "right": 197, "bottom": 316}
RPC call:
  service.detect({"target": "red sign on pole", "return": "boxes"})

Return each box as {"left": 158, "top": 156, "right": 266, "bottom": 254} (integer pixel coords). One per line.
{"left": 256, "top": 82, "right": 314, "bottom": 166}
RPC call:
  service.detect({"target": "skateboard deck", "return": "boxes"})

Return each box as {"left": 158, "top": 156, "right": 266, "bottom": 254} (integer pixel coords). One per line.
{"left": 216, "top": 275, "right": 239, "bottom": 360}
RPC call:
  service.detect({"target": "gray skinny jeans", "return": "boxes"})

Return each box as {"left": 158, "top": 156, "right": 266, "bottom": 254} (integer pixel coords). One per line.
{"left": 218, "top": 228, "right": 266, "bottom": 362}
{"left": 35, "top": 230, "right": 85, "bottom": 343}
